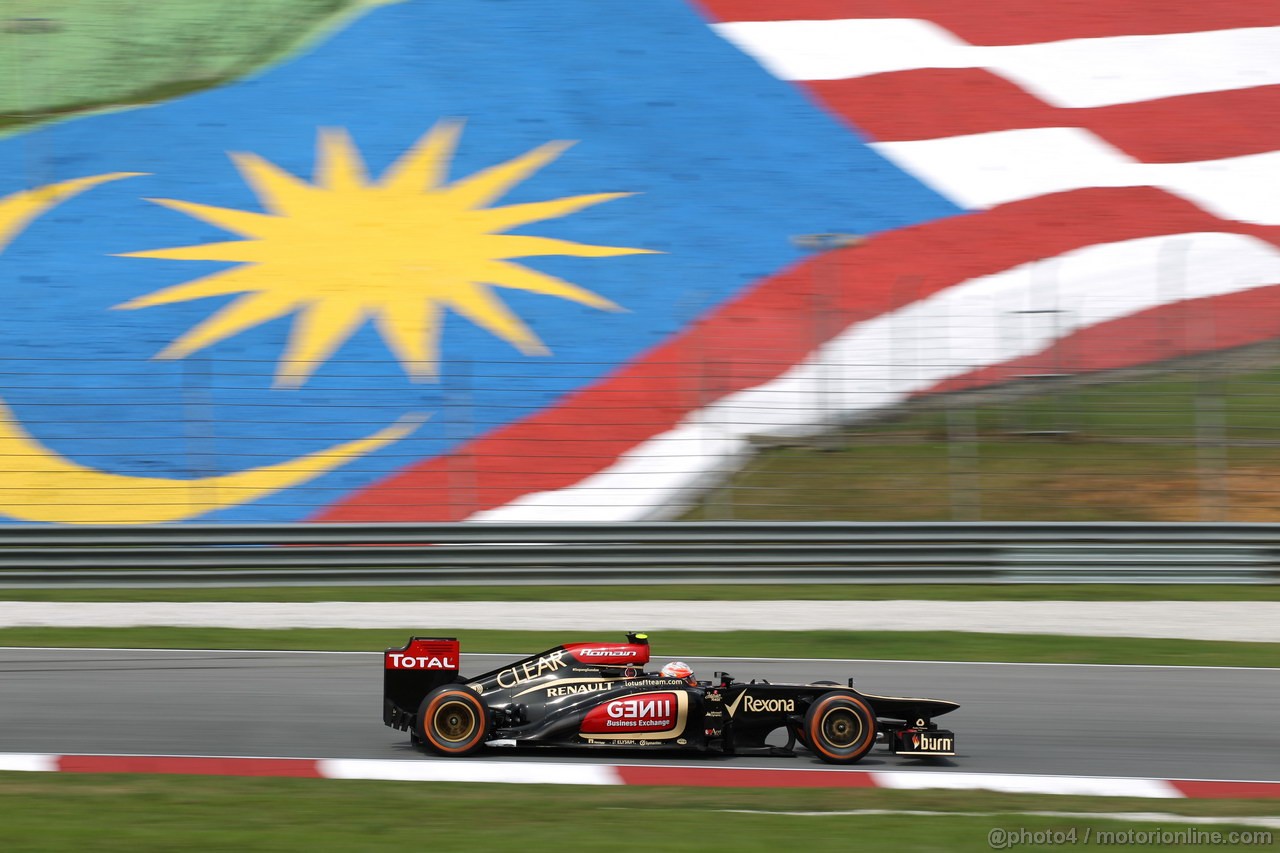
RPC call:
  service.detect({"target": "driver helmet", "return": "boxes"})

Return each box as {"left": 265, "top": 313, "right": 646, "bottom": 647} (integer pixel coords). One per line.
{"left": 660, "top": 660, "right": 695, "bottom": 684}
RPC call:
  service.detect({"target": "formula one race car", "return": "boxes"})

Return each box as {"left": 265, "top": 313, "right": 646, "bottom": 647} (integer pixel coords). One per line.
{"left": 383, "top": 633, "right": 958, "bottom": 764}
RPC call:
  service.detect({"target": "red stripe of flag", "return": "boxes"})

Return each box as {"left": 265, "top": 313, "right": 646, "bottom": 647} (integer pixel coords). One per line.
{"left": 805, "top": 73, "right": 1280, "bottom": 164}
{"left": 614, "top": 765, "right": 879, "bottom": 788}
{"left": 318, "top": 187, "right": 1280, "bottom": 521}
{"left": 929, "top": 283, "right": 1280, "bottom": 396}
{"left": 692, "top": 0, "right": 1279, "bottom": 44}
{"left": 1170, "top": 779, "right": 1280, "bottom": 799}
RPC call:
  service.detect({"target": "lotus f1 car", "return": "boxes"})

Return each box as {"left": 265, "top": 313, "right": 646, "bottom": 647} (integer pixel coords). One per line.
{"left": 383, "top": 633, "right": 958, "bottom": 764}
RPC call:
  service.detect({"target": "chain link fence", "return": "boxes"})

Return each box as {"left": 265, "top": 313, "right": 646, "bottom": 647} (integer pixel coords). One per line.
{"left": 5, "top": 328, "right": 1280, "bottom": 523}
{"left": 4, "top": 4, "right": 1279, "bottom": 523}
{"left": 687, "top": 338, "right": 1280, "bottom": 523}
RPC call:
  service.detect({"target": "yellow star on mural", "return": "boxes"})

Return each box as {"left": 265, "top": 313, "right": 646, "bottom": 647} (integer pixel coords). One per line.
{"left": 116, "top": 121, "right": 654, "bottom": 387}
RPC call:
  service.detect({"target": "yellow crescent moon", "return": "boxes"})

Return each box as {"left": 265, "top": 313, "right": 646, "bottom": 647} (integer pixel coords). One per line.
{"left": 0, "top": 172, "right": 142, "bottom": 253}
{"left": 0, "top": 175, "right": 422, "bottom": 524}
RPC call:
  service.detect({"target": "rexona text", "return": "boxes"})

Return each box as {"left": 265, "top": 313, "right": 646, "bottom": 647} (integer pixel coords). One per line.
{"left": 744, "top": 695, "right": 795, "bottom": 713}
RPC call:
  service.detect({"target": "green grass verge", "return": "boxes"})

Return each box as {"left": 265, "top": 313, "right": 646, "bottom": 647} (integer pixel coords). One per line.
{"left": 862, "top": 366, "right": 1280, "bottom": 440}
{"left": 690, "top": 441, "right": 1280, "bottom": 521}
{"left": 0, "top": 0, "right": 368, "bottom": 135}
{"left": 2, "top": 627, "right": 1276, "bottom": 668}
{"left": 1, "top": 583, "right": 1276, "bottom": 602}
{"left": 688, "top": 357, "right": 1280, "bottom": 522}
{"left": 0, "top": 775, "right": 1274, "bottom": 852}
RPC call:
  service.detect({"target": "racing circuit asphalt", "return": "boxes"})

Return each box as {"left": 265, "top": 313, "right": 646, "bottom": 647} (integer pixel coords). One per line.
{"left": 1, "top": 648, "right": 1278, "bottom": 782}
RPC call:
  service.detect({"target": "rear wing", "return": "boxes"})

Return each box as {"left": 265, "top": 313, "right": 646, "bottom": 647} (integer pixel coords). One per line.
{"left": 383, "top": 637, "right": 462, "bottom": 731}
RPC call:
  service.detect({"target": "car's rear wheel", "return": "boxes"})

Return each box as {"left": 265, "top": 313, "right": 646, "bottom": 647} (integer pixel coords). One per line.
{"left": 416, "top": 686, "right": 489, "bottom": 756}
{"left": 803, "top": 691, "right": 877, "bottom": 764}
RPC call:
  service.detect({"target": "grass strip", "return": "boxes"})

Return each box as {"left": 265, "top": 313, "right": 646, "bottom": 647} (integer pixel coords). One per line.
{"left": 1, "top": 627, "right": 1276, "bottom": 668}
{"left": 0, "top": 774, "right": 1274, "bottom": 852}
{"left": 689, "top": 356, "right": 1280, "bottom": 523}
{"left": 1, "top": 583, "right": 1276, "bottom": 602}
{"left": 690, "top": 441, "right": 1280, "bottom": 522}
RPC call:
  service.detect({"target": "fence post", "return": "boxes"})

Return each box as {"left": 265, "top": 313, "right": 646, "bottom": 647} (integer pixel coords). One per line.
{"left": 946, "top": 403, "right": 981, "bottom": 520}
{"left": 444, "top": 356, "right": 477, "bottom": 521}
{"left": 181, "top": 354, "right": 218, "bottom": 518}
{"left": 1195, "top": 309, "right": 1228, "bottom": 520}
{"left": 791, "top": 233, "right": 864, "bottom": 453}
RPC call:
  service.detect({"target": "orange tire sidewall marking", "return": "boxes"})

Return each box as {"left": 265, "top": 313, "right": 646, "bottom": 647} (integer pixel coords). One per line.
{"left": 425, "top": 690, "right": 485, "bottom": 754}
{"left": 807, "top": 694, "right": 875, "bottom": 762}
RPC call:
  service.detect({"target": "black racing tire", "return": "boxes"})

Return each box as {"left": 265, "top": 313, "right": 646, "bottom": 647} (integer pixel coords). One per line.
{"left": 794, "top": 680, "right": 837, "bottom": 747}
{"left": 415, "top": 686, "right": 490, "bottom": 757}
{"left": 803, "top": 691, "right": 877, "bottom": 765}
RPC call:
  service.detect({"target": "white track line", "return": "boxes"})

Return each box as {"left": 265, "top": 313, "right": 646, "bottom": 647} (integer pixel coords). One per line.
{"left": 714, "top": 809, "right": 1280, "bottom": 829}
{"left": 0, "top": 753, "right": 56, "bottom": 772}
{"left": 877, "top": 770, "right": 1181, "bottom": 798}
{"left": 6, "top": 600, "right": 1280, "bottom": 642}
{"left": 320, "top": 758, "right": 620, "bottom": 785}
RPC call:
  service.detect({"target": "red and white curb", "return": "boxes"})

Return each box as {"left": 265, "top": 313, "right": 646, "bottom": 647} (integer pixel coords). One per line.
{"left": 2, "top": 753, "right": 1278, "bottom": 798}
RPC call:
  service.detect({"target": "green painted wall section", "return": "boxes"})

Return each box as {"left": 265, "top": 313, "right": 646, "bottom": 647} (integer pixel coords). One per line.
{"left": 0, "top": 0, "right": 371, "bottom": 128}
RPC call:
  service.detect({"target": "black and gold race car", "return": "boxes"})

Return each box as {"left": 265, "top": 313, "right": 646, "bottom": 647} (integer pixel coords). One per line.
{"left": 383, "top": 632, "right": 958, "bottom": 764}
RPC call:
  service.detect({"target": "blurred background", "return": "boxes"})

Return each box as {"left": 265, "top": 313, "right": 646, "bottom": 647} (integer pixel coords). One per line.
{"left": 2, "top": 0, "right": 1278, "bottom": 526}
{"left": 7, "top": 0, "right": 1280, "bottom": 525}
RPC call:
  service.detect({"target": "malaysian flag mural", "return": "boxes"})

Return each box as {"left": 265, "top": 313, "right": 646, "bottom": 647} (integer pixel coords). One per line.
{"left": 0, "top": 0, "right": 1275, "bottom": 524}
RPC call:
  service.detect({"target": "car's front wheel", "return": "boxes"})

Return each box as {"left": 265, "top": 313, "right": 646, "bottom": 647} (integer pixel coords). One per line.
{"left": 415, "top": 686, "right": 489, "bottom": 756}
{"left": 803, "top": 692, "right": 877, "bottom": 764}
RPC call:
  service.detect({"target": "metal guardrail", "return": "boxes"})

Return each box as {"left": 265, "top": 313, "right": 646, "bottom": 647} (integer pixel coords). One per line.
{"left": 0, "top": 522, "right": 1277, "bottom": 586}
